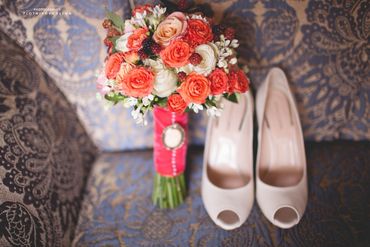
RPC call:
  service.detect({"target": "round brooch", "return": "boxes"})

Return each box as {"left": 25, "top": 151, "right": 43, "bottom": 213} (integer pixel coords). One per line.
{"left": 162, "top": 123, "right": 185, "bottom": 150}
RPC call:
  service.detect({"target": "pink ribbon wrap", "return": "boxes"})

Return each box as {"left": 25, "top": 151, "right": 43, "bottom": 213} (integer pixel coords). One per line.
{"left": 153, "top": 107, "right": 188, "bottom": 177}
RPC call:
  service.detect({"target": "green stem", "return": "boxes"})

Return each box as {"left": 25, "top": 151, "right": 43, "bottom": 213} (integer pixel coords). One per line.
{"left": 152, "top": 173, "right": 186, "bottom": 209}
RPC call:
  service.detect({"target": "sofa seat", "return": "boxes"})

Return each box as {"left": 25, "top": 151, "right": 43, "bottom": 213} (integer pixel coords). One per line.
{"left": 73, "top": 142, "right": 370, "bottom": 247}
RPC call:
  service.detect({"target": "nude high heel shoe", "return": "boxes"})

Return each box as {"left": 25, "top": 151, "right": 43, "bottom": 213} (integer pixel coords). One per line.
{"left": 201, "top": 91, "right": 254, "bottom": 230}
{"left": 256, "top": 67, "right": 308, "bottom": 229}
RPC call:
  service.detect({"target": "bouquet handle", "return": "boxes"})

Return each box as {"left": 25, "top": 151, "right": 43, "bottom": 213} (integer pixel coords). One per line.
{"left": 152, "top": 107, "right": 188, "bottom": 208}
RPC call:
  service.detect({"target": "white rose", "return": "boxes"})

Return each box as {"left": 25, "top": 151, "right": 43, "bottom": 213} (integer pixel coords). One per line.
{"left": 153, "top": 69, "right": 178, "bottom": 97}
{"left": 193, "top": 43, "right": 217, "bottom": 76}
{"left": 177, "top": 64, "right": 194, "bottom": 74}
{"left": 145, "top": 59, "right": 166, "bottom": 72}
{"left": 115, "top": 32, "right": 131, "bottom": 52}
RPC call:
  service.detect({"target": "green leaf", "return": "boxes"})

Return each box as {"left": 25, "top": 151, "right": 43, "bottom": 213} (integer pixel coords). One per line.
{"left": 106, "top": 10, "right": 124, "bottom": 31}
{"left": 154, "top": 97, "right": 168, "bottom": 107}
{"left": 104, "top": 93, "right": 126, "bottom": 104}
{"left": 226, "top": 93, "right": 239, "bottom": 103}
{"left": 206, "top": 98, "right": 217, "bottom": 107}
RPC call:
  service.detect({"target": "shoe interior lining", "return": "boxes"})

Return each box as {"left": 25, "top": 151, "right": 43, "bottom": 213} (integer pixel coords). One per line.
{"left": 259, "top": 85, "right": 304, "bottom": 187}
{"left": 207, "top": 95, "right": 252, "bottom": 189}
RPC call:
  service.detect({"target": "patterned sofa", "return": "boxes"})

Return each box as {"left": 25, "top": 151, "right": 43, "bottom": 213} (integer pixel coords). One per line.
{"left": 0, "top": 0, "right": 369, "bottom": 246}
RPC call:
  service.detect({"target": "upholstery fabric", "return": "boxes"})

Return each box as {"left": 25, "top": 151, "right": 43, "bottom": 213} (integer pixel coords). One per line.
{"left": 74, "top": 142, "right": 370, "bottom": 247}
{"left": 0, "top": 1, "right": 368, "bottom": 151}
{"left": 0, "top": 31, "right": 98, "bottom": 247}
{"left": 0, "top": 0, "right": 207, "bottom": 151}
{"left": 202, "top": 0, "right": 370, "bottom": 140}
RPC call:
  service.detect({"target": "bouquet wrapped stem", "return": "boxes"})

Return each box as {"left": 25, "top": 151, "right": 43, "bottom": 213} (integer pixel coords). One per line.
{"left": 99, "top": 3, "right": 250, "bottom": 209}
{"left": 152, "top": 107, "right": 188, "bottom": 208}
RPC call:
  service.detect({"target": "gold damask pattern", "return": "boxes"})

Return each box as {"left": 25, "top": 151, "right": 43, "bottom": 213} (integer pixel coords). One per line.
{"left": 0, "top": 30, "right": 97, "bottom": 247}
{"left": 203, "top": 0, "right": 370, "bottom": 140}
{"left": 74, "top": 143, "right": 370, "bottom": 246}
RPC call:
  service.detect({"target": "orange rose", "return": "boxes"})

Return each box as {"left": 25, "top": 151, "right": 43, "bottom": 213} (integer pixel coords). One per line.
{"left": 177, "top": 73, "right": 210, "bottom": 104}
{"left": 160, "top": 40, "right": 192, "bottom": 68}
{"left": 105, "top": 52, "right": 125, "bottom": 79}
{"left": 118, "top": 67, "right": 154, "bottom": 97}
{"left": 153, "top": 12, "right": 187, "bottom": 47}
{"left": 167, "top": 94, "right": 187, "bottom": 113}
{"left": 127, "top": 28, "right": 148, "bottom": 51}
{"left": 208, "top": 68, "right": 229, "bottom": 95}
{"left": 228, "top": 70, "right": 250, "bottom": 93}
{"left": 185, "top": 19, "right": 213, "bottom": 47}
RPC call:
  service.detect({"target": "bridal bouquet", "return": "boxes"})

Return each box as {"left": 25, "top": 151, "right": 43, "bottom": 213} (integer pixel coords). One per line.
{"left": 97, "top": 2, "right": 249, "bottom": 208}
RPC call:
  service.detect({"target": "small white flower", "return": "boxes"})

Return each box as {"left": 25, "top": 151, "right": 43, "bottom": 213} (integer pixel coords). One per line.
{"left": 217, "top": 59, "right": 228, "bottom": 68}
{"left": 230, "top": 39, "right": 239, "bottom": 48}
{"left": 131, "top": 106, "right": 149, "bottom": 125}
{"left": 123, "top": 97, "right": 138, "bottom": 108}
{"left": 229, "top": 57, "right": 237, "bottom": 65}
{"left": 188, "top": 14, "right": 209, "bottom": 23}
{"left": 152, "top": 5, "right": 166, "bottom": 18}
{"left": 189, "top": 103, "right": 204, "bottom": 113}
{"left": 131, "top": 11, "right": 147, "bottom": 27}
{"left": 131, "top": 105, "right": 142, "bottom": 119}
{"left": 142, "top": 94, "right": 154, "bottom": 106}
{"left": 206, "top": 106, "right": 223, "bottom": 117}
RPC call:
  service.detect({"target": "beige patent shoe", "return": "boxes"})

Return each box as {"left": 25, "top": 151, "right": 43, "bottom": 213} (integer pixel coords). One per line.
{"left": 256, "top": 67, "right": 307, "bottom": 229}
{"left": 201, "top": 91, "right": 254, "bottom": 230}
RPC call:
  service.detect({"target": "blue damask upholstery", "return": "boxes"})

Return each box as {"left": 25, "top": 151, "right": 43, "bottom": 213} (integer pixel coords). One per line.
{"left": 0, "top": 2, "right": 369, "bottom": 246}
{"left": 73, "top": 142, "right": 370, "bottom": 246}
{"left": 0, "top": 30, "right": 97, "bottom": 247}
{"left": 0, "top": 0, "right": 368, "bottom": 151}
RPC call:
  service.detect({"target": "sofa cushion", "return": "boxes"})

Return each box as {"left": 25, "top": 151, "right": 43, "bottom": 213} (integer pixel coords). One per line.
{"left": 73, "top": 141, "right": 370, "bottom": 246}
{"left": 0, "top": 30, "right": 97, "bottom": 247}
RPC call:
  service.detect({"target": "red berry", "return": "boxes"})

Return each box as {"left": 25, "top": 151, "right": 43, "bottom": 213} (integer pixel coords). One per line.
{"left": 103, "top": 37, "right": 113, "bottom": 48}
{"left": 178, "top": 72, "right": 187, "bottom": 82}
{"left": 107, "top": 27, "right": 121, "bottom": 37}
{"left": 151, "top": 42, "right": 162, "bottom": 54}
{"left": 102, "top": 19, "right": 112, "bottom": 29}
{"left": 224, "top": 27, "right": 235, "bottom": 40}
{"left": 138, "top": 49, "right": 148, "bottom": 59}
{"left": 178, "top": 0, "right": 187, "bottom": 10}
{"left": 189, "top": 53, "right": 202, "bottom": 65}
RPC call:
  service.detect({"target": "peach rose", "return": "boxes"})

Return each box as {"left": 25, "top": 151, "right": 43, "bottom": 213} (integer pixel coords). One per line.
{"left": 153, "top": 12, "right": 187, "bottom": 47}
{"left": 185, "top": 19, "right": 213, "bottom": 47}
{"left": 116, "top": 63, "right": 135, "bottom": 80}
{"left": 123, "top": 51, "right": 139, "bottom": 64}
{"left": 105, "top": 52, "right": 125, "bottom": 79}
{"left": 160, "top": 40, "right": 192, "bottom": 68}
{"left": 118, "top": 67, "right": 154, "bottom": 97}
{"left": 208, "top": 68, "right": 229, "bottom": 95}
{"left": 167, "top": 94, "right": 188, "bottom": 113}
{"left": 127, "top": 28, "right": 148, "bottom": 51}
{"left": 228, "top": 70, "right": 250, "bottom": 93}
{"left": 177, "top": 72, "right": 210, "bottom": 104}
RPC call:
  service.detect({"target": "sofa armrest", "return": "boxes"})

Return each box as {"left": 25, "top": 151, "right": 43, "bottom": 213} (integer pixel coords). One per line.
{"left": 0, "top": 30, "right": 98, "bottom": 247}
